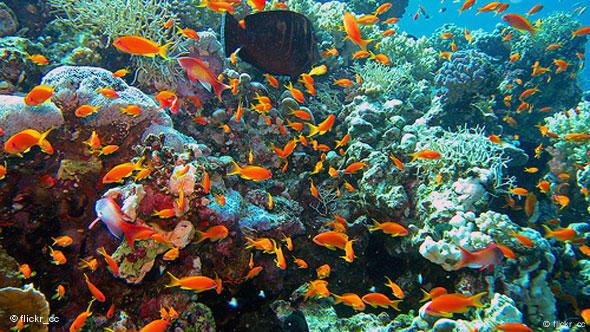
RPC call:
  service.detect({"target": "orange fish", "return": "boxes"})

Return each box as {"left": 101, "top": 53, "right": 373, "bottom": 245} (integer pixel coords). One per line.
{"left": 320, "top": 48, "right": 339, "bottom": 57}
{"left": 264, "top": 73, "right": 279, "bottom": 88}
{"left": 425, "top": 292, "right": 486, "bottom": 316}
{"left": 24, "top": 85, "right": 54, "bottom": 106}
{"left": 177, "top": 27, "right": 200, "bottom": 41}
{"left": 502, "top": 14, "right": 537, "bottom": 36}
{"left": 368, "top": 220, "right": 408, "bottom": 237}
{"left": 440, "top": 32, "right": 454, "bottom": 40}
{"left": 84, "top": 273, "right": 106, "bottom": 302}
{"left": 332, "top": 293, "right": 366, "bottom": 311}
{"left": 139, "top": 319, "right": 170, "bottom": 332}
{"left": 454, "top": 243, "right": 503, "bottom": 270}
{"left": 18, "top": 263, "right": 35, "bottom": 279}
{"left": 477, "top": 2, "right": 502, "bottom": 14}
{"left": 382, "top": 17, "right": 399, "bottom": 24}
{"left": 74, "top": 104, "right": 98, "bottom": 118}
{"left": 97, "top": 247, "right": 119, "bottom": 277}
{"left": 245, "top": 237, "right": 274, "bottom": 253}
{"left": 290, "top": 108, "right": 313, "bottom": 121}
{"left": 512, "top": 231, "right": 534, "bottom": 248}
{"left": 459, "top": 0, "right": 476, "bottom": 13}
{"left": 552, "top": 194, "right": 570, "bottom": 209}
{"left": 344, "top": 161, "right": 367, "bottom": 174}
{"left": 99, "top": 145, "right": 120, "bottom": 156}
{"left": 343, "top": 12, "right": 373, "bottom": 50}
{"left": 374, "top": 3, "right": 392, "bottom": 16}
{"left": 102, "top": 159, "right": 144, "bottom": 183}
{"left": 112, "top": 68, "right": 130, "bottom": 78}
{"left": 542, "top": 225, "right": 576, "bottom": 242}
{"left": 49, "top": 247, "right": 67, "bottom": 265}
{"left": 272, "top": 139, "right": 297, "bottom": 159}
{"left": 307, "top": 114, "right": 335, "bottom": 137}
{"left": 292, "top": 255, "right": 308, "bottom": 269}
{"left": 572, "top": 26, "right": 590, "bottom": 38}
{"left": 316, "top": 264, "right": 331, "bottom": 279}
{"left": 564, "top": 132, "right": 590, "bottom": 142}
{"left": 282, "top": 234, "right": 292, "bottom": 251}
{"left": 508, "top": 187, "right": 528, "bottom": 196}
{"left": 228, "top": 161, "right": 272, "bottom": 181}
{"left": 384, "top": 276, "right": 405, "bottom": 299}
{"left": 119, "top": 105, "right": 142, "bottom": 117}
{"left": 273, "top": 241, "right": 287, "bottom": 270}
{"left": 580, "top": 245, "right": 590, "bottom": 257}
{"left": 308, "top": 64, "right": 328, "bottom": 76}
{"left": 97, "top": 87, "right": 119, "bottom": 99}
{"left": 526, "top": 4, "right": 544, "bottom": 15}
{"left": 52, "top": 235, "right": 73, "bottom": 247}
{"left": 69, "top": 299, "right": 94, "bottom": 332}
{"left": 244, "top": 266, "right": 264, "bottom": 280}
{"left": 333, "top": 78, "right": 355, "bottom": 87}
{"left": 304, "top": 280, "right": 330, "bottom": 300}
{"left": 166, "top": 272, "right": 219, "bottom": 293}
{"left": 509, "top": 53, "right": 520, "bottom": 62}
{"left": 489, "top": 134, "right": 502, "bottom": 144}
{"left": 200, "top": 0, "right": 236, "bottom": 14}
{"left": 113, "top": 35, "right": 169, "bottom": 59}
{"left": 361, "top": 292, "right": 401, "bottom": 310}
{"left": 310, "top": 178, "right": 319, "bottom": 198}
{"left": 583, "top": 308, "right": 590, "bottom": 324}
{"left": 497, "top": 244, "right": 516, "bottom": 260}
{"left": 284, "top": 82, "right": 305, "bottom": 103}
{"left": 27, "top": 54, "right": 49, "bottom": 65}
{"left": 464, "top": 28, "right": 472, "bottom": 43}
{"left": 52, "top": 284, "right": 66, "bottom": 300}
{"left": 178, "top": 57, "right": 229, "bottom": 100}
{"left": 152, "top": 209, "right": 176, "bottom": 219}
{"left": 495, "top": 322, "right": 533, "bottom": 332}
{"left": 196, "top": 225, "right": 228, "bottom": 244}
{"left": 545, "top": 43, "right": 561, "bottom": 51}
{"left": 410, "top": 149, "right": 441, "bottom": 161}
{"left": 313, "top": 231, "right": 348, "bottom": 250}
{"left": 340, "top": 239, "right": 355, "bottom": 263}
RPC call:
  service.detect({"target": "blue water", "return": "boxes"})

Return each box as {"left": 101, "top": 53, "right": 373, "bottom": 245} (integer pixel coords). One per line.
{"left": 401, "top": 0, "right": 590, "bottom": 88}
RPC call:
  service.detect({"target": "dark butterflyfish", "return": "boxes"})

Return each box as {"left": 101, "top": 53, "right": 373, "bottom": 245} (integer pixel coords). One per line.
{"left": 222, "top": 11, "right": 318, "bottom": 77}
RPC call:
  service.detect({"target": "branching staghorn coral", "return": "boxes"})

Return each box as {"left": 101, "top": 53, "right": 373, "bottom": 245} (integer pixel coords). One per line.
{"left": 48, "top": 0, "right": 187, "bottom": 89}
{"left": 413, "top": 125, "right": 514, "bottom": 192}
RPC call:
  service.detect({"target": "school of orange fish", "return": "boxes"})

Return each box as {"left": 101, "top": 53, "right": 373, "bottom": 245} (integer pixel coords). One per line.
{"left": 3, "top": 0, "right": 590, "bottom": 331}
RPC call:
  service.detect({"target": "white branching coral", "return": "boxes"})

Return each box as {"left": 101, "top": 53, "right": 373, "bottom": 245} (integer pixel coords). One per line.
{"left": 48, "top": 0, "right": 186, "bottom": 89}
{"left": 414, "top": 126, "right": 513, "bottom": 191}
{"left": 545, "top": 101, "right": 590, "bottom": 164}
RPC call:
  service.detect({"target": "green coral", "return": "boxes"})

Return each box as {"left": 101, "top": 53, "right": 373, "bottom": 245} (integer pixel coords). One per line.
{"left": 544, "top": 101, "right": 590, "bottom": 165}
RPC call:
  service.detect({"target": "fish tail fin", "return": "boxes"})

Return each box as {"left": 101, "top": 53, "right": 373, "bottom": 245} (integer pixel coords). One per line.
{"left": 133, "top": 157, "right": 145, "bottom": 171}
{"left": 367, "top": 219, "right": 380, "bottom": 232}
{"left": 195, "top": 231, "right": 208, "bottom": 244}
{"left": 222, "top": 12, "right": 245, "bottom": 56}
{"left": 38, "top": 127, "right": 55, "bottom": 154}
{"left": 159, "top": 43, "right": 171, "bottom": 60}
{"left": 227, "top": 160, "right": 242, "bottom": 176}
{"left": 541, "top": 224, "right": 553, "bottom": 238}
{"left": 454, "top": 246, "right": 473, "bottom": 270}
{"left": 358, "top": 38, "right": 374, "bottom": 51}
{"left": 331, "top": 293, "right": 342, "bottom": 304}
{"left": 469, "top": 292, "right": 487, "bottom": 308}
{"left": 166, "top": 271, "right": 180, "bottom": 287}
{"left": 212, "top": 80, "right": 230, "bottom": 101}
{"left": 389, "top": 300, "right": 402, "bottom": 311}
{"left": 306, "top": 122, "right": 320, "bottom": 137}
{"left": 419, "top": 288, "right": 431, "bottom": 303}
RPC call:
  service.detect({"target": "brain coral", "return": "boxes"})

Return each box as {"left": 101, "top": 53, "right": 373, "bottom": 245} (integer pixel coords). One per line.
{"left": 435, "top": 49, "right": 500, "bottom": 104}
